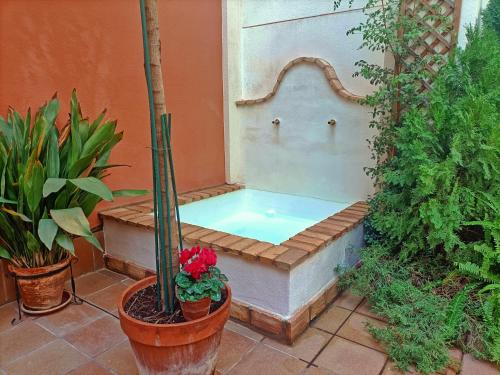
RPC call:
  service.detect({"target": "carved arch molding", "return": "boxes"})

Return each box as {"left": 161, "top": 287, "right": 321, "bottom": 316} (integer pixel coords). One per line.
{"left": 235, "top": 57, "right": 364, "bottom": 106}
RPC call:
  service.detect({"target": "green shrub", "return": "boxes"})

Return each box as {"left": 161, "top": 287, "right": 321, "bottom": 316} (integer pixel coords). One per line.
{"left": 339, "top": 11, "right": 500, "bottom": 373}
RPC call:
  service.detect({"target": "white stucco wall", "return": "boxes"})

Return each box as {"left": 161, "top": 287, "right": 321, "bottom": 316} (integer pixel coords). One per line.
{"left": 458, "top": 0, "right": 489, "bottom": 48}
{"left": 104, "top": 217, "right": 363, "bottom": 318}
{"left": 223, "top": 0, "right": 487, "bottom": 202}
{"left": 224, "top": 0, "right": 382, "bottom": 202}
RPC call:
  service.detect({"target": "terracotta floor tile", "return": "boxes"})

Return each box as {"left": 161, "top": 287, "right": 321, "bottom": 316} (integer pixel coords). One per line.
{"left": 228, "top": 344, "right": 307, "bottom": 375}
{"left": 3, "top": 339, "right": 89, "bottom": 375}
{"left": 333, "top": 290, "right": 364, "bottom": 310}
{"left": 336, "top": 312, "right": 386, "bottom": 352}
{"left": 121, "top": 278, "right": 136, "bottom": 287}
{"left": 216, "top": 329, "right": 259, "bottom": 373}
{"left": 67, "top": 362, "right": 114, "bottom": 375}
{"left": 263, "top": 327, "right": 332, "bottom": 362}
{"left": 314, "top": 336, "right": 387, "bottom": 375}
{"left": 96, "top": 340, "right": 138, "bottom": 375}
{"left": 0, "top": 320, "right": 56, "bottom": 366}
{"left": 73, "top": 272, "right": 120, "bottom": 297}
{"left": 301, "top": 367, "right": 337, "bottom": 374}
{"left": 97, "top": 268, "right": 128, "bottom": 281}
{"left": 355, "top": 300, "right": 386, "bottom": 322}
{"left": 0, "top": 302, "right": 16, "bottom": 333}
{"left": 225, "top": 319, "right": 264, "bottom": 342}
{"left": 35, "top": 302, "right": 104, "bottom": 336}
{"left": 312, "top": 305, "right": 351, "bottom": 334}
{"left": 64, "top": 316, "right": 126, "bottom": 357}
{"left": 85, "top": 283, "right": 128, "bottom": 315}
{"left": 460, "top": 354, "right": 500, "bottom": 375}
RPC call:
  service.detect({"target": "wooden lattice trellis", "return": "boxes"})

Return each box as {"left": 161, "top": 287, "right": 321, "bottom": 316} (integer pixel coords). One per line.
{"left": 400, "top": 0, "right": 462, "bottom": 90}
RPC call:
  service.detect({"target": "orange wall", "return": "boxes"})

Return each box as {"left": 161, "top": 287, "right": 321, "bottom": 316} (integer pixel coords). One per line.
{"left": 0, "top": 0, "right": 226, "bottom": 226}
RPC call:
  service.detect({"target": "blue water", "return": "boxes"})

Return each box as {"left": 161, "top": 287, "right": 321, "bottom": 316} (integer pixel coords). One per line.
{"left": 179, "top": 189, "right": 350, "bottom": 245}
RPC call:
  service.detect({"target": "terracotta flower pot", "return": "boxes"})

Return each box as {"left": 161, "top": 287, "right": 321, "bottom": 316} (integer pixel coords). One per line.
{"left": 180, "top": 296, "right": 211, "bottom": 321}
{"left": 8, "top": 256, "right": 71, "bottom": 310}
{"left": 118, "top": 276, "right": 231, "bottom": 375}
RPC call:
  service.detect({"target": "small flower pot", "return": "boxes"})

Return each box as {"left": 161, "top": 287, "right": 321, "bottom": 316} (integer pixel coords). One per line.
{"left": 180, "top": 296, "right": 211, "bottom": 321}
{"left": 118, "top": 276, "right": 231, "bottom": 375}
{"left": 8, "top": 256, "right": 71, "bottom": 311}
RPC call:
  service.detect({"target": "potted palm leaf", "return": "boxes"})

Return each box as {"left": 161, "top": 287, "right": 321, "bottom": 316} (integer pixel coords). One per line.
{"left": 117, "top": 1, "right": 231, "bottom": 374}
{"left": 0, "top": 91, "right": 145, "bottom": 311}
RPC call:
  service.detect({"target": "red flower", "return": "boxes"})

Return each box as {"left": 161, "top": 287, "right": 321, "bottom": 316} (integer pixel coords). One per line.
{"left": 179, "top": 250, "right": 191, "bottom": 265}
{"left": 200, "top": 248, "right": 217, "bottom": 267}
{"left": 180, "top": 246, "right": 217, "bottom": 279}
{"left": 183, "top": 258, "right": 207, "bottom": 280}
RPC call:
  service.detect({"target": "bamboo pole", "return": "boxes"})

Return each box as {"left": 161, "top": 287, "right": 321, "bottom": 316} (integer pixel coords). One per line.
{"left": 141, "top": 0, "right": 179, "bottom": 312}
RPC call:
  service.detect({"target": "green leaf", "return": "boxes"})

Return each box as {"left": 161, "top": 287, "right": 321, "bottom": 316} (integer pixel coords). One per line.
{"left": 68, "top": 154, "right": 95, "bottom": 179}
{"left": 50, "top": 207, "right": 92, "bottom": 237}
{"left": 38, "top": 219, "right": 58, "bottom": 250}
{"left": 55, "top": 233, "right": 74, "bottom": 255}
{"left": 25, "top": 231, "right": 40, "bottom": 253}
{"left": 0, "top": 197, "right": 17, "bottom": 205}
{"left": 25, "top": 160, "right": 45, "bottom": 213}
{"left": 69, "top": 177, "right": 113, "bottom": 201}
{"left": 112, "top": 189, "right": 149, "bottom": 198}
{"left": 0, "top": 245, "right": 11, "bottom": 260}
{"left": 43, "top": 178, "right": 67, "bottom": 197}
{"left": 45, "top": 129, "right": 60, "bottom": 178}
{"left": 83, "top": 233, "right": 103, "bottom": 251}
{"left": 1, "top": 208, "right": 31, "bottom": 222}
{"left": 81, "top": 121, "right": 116, "bottom": 159}
{"left": 44, "top": 98, "right": 60, "bottom": 125}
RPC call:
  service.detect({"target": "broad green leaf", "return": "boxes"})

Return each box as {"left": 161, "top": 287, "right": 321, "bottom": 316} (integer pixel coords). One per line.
{"left": 43, "top": 98, "right": 60, "bottom": 125}
{"left": 0, "top": 115, "right": 12, "bottom": 141}
{"left": 1, "top": 152, "right": 8, "bottom": 197}
{"left": 89, "top": 109, "right": 106, "bottom": 135}
{"left": 53, "top": 189, "right": 69, "bottom": 209}
{"left": 26, "top": 160, "right": 44, "bottom": 213}
{"left": 112, "top": 189, "right": 149, "bottom": 198}
{"left": 81, "top": 121, "right": 116, "bottom": 159}
{"left": 1, "top": 208, "right": 31, "bottom": 222}
{"left": 31, "top": 115, "right": 49, "bottom": 159}
{"left": 84, "top": 233, "right": 103, "bottom": 251}
{"left": 50, "top": 207, "right": 92, "bottom": 237}
{"left": 45, "top": 129, "right": 60, "bottom": 178}
{"left": 67, "top": 154, "right": 94, "bottom": 179}
{"left": 43, "top": 178, "right": 67, "bottom": 197}
{"left": 69, "top": 177, "right": 113, "bottom": 201}
{"left": 38, "top": 219, "right": 58, "bottom": 250}
{"left": 0, "top": 246, "right": 11, "bottom": 260}
{"left": 80, "top": 193, "right": 102, "bottom": 217}
{"left": 55, "top": 233, "right": 74, "bottom": 254}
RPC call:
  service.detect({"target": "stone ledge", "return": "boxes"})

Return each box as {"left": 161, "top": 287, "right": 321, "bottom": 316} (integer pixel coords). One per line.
{"left": 99, "top": 186, "right": 369, "bottom": 271}
{"left": 235, "top": 57, "right": 364, "bottom": 106}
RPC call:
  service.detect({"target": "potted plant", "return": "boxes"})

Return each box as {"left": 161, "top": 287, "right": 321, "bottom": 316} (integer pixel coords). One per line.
{"left": 176, "top": 246, "right": 228, "bottom": 321}
{"left": 118, "top": 247, "right": 231, "bottom": 374}
{"left": 0, "top": 91, "right": 145, "bottom": 311}
{"left": 117, "top": 1, "right": 231, "bottom": 374}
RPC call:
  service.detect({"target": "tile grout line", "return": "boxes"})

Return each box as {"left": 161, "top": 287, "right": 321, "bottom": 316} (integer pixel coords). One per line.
{"left": 304, "top": 294, "right": 365, "bottom": 368}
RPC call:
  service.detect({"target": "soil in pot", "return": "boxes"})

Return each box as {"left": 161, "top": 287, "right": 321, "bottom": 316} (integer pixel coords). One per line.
{"left": 124, "top": 283, "right": 227, "bottom": 324}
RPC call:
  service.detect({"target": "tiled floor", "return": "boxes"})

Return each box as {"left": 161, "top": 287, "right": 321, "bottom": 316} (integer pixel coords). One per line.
{"left": 0, "top": 269, "right": 498, "bottom": 375}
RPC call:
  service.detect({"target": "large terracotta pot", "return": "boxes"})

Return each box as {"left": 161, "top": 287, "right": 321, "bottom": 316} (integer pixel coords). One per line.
{"left": 118, "top": 275, "right": 231, "bottom": 375}
{"left": 8, "top": 256, "right": 71, "bottom": 310}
